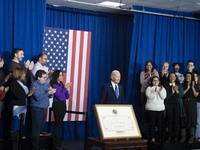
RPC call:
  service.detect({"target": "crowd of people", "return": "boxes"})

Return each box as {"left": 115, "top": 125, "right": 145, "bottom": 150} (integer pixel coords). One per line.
{"left": 98, "top": 60, "right": 200, "bottom": 145}
{"left": 1, "top": 48, "right": 199, "bottom": 149}
{"left": 0, "top": 48, "right": 71, "bottom": 150}
{"left": 140, "top": 60, "right": 200, "bottom": 144}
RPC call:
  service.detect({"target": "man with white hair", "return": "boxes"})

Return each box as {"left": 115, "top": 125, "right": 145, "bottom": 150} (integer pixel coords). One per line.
{"left": 99, "top": 70, "right": 125, "bottom": 104}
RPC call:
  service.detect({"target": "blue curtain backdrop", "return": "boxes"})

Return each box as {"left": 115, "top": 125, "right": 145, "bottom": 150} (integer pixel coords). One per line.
{"left": 0, "top": 0, "right": 46, "bottom": 136}
{"left": 0, "top": 0, "right": 46, "bottom": 68}
{"left": 45, "top": 5, "right": 134, "bottom": 140}
{"left": 0, "top": 0, "right": 14, "bottom": 67}
{"left": 126, "top": 7, "right": 200, "bottom": 123}
{"left": 1, "top": 1, "right": 200, "bottom": 142}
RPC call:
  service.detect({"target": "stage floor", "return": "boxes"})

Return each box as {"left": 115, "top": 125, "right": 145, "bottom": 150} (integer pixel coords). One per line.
{"left": 1, "top": 138, "right": 200, "bottom": 150}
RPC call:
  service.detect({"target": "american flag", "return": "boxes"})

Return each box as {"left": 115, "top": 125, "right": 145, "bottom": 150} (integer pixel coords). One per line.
{"left": 43, "top": 27, "right": 91, "bottom": 121}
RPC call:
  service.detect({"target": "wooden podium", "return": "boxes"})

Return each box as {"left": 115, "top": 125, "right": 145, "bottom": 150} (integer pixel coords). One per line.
{"left": 87, "top": 137, "right": 147, "bottom": 150}
{"left": 90, "top": 105, "right": 147, "bottom": 150}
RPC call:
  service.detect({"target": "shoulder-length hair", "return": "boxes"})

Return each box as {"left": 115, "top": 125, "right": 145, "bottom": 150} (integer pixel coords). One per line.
{"left": 183, "top": 72, "right": 194, "bottom": 85}
{"left": 149, "top": 76, "right": 161, "bottom": 87}
{"left": 167, "top": 72, "right": 180, "bottom": 85}
{"left": 12, "top": 68, "right": 25, "bottom": 80}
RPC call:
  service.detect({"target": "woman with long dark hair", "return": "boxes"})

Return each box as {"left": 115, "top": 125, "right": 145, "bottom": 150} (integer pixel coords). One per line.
{"left": 180, "top": 72, "right": 199, "bottom": 144}
{"left": 50, "top": 70, "right": 71, "bottom": 150}
{"left": 194, "top": 72, "right": 200, "bottom": 141}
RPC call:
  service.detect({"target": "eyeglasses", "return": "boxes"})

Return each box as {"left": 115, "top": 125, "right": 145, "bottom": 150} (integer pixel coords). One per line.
{"left": 41, "top": 76, "right": 47, "bottom": 79}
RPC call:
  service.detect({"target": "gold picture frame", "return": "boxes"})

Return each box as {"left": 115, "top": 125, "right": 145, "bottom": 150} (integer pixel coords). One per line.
{"left": 94, "top": 104, "right": 142, "bottom": 140}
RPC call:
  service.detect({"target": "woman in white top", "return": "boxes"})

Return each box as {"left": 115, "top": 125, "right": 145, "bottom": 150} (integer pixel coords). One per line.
{"left": 145, "top": 76, "right": 166, "bottom": 143}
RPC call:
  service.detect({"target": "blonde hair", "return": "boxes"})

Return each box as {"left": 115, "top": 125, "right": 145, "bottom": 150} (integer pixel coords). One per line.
{"left": 12, "top": 68, "right": 25, "bottom": 80}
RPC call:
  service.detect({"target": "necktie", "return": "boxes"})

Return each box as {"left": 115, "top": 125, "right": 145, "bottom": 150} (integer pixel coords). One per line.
{"left": 115, "top": 85, "right": 119, "bottom": 98}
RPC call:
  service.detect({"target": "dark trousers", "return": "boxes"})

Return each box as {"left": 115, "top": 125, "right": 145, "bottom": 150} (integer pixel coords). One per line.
{"left": 2, "top": 103, "right": 13, "bottom": 139}
{"left": 147, "top": 110, "right": 164, "bottom": 140}
{"left": 52, "top": 101, "right": 66, "bottom": 148}
{"left": 166, "top": 103, "right": 180, "bottom": 138}
{"left": 31, "top": 106, "right": 46, "bottom": 150}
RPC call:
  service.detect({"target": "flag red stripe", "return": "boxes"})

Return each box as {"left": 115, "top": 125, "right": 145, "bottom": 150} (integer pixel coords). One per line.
{"left": 82, "top": 32, "right": 91, "bottom": 120}
{"left": 63, "top": 73, "right": 66, "bottom": 84}
{"left": 75, "top": 31, "right": 84, "bottom": 121}
{"left": 68, "top": 30, "right": 77, "bottom": 120}
{"left": 51, "top": 111, "right": 55, "bottom": 121}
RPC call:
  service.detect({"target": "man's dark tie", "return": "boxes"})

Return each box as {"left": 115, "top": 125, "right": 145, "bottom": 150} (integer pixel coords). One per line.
{"left": 115, "top": 84, "right": 119, "bottom": 98}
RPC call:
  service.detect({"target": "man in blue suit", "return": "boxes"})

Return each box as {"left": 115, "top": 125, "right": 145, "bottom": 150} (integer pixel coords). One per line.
{"left": 99, "top": 70, "right": 125, "bottom": 104}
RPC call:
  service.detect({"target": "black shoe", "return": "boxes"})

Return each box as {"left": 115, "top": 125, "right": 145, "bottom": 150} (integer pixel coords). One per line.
{"left": 174, "top": 138, "right": 178, "bottom": 143}
{"left": 39, "top": 131, "right": 51, "bottom": 136}
{"left": 165, "top": 138, "right": 171, "bottom": 143}
{"left": 157, "top": 139, "right": 162, "bottom": 143}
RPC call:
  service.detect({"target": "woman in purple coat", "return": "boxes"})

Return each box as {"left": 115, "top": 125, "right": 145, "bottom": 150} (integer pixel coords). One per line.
{"left": 50, "top": 70, "right": 72, "bottom": 150}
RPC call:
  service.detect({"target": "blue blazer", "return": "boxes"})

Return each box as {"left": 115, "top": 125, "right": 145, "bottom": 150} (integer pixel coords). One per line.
{"left": 99, "top": 81, "right": 125, "bottom": 104}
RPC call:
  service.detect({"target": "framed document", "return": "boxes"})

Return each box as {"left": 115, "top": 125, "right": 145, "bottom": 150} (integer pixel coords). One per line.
{"left": 94, "top": 104, "right": 141, "bottom": 140}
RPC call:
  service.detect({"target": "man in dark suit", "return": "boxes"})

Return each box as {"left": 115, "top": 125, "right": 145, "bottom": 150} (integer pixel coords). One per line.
{"left": 99, "top": 70, "right": 125, "bottom": 104}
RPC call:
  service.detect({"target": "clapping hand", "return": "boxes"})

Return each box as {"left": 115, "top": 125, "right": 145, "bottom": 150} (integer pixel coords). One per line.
{"left": 152, "top": 69, "right": 157, "bottom": 76}
{"left": 48, "top": 86, "right": 56, "bottom": 95}
{"left": 0, "top": 86, "right": 4, "bottom": 91}
{"left": 0, "top": 86, "right": 9, "bottom": 93}
{"left": 144, "top": 73, "right": 149, "bottom": 79}
{"left": 5, "top": 73, "right": 12, "bottom": 82}
{"left": 65, "top": 82, "right": 72, "bottom": 90}
{"left": 172, "top": 85, "right": 178, "bottom": 93}
{"left": 145, "top": 71, "right": 151, "bottom": 79}
{"left": 0, "top": 86, "right": 4, "bottom": 95}
{"left": 28, "top": 61, "right": 34, "bottom": 70}
{"left": 155, "top": 86, "right": 162, "bottom": 92}
{"left": 24, "top": 60, "right": 30, "bottom": 68}
{"left": 187, "top": 82, "right": 190, "bottom": 89}
{"left": 4, "top": 87, "right": 9, "bottom": 92}
{"left": 192, "top": 81, "right": 195, "bottom": 88}
{"left": 48, "top": 70, "right": 54, "bottom": 78}
{"left": 174, "top": 85, "right": 178, "bottom": 92}
{"left": 24, "top": 60, "right": 34, "bottom": 70}
{"left": 28, "top": 87, "right": 36, "bottom": 97}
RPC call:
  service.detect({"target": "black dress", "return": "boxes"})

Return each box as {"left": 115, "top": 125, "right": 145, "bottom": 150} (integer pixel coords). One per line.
{"left": 182, "top": 83, "right": 199, "bottom": 128}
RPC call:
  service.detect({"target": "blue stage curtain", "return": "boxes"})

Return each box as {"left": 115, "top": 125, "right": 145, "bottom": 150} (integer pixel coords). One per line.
{"left": 0, "top": 0, "right": 14, "bottom": 67}
{"left": 45, "top": 5, "right": 133, "bottom": 140}
{"left": 0, "top": 0, "right": 46, "bottom": 68}
{"left": 126, "top": 7, "right": 200, "bottom": 121}
{"left": 0, "top": 0, "right": 46, "bottom": 137}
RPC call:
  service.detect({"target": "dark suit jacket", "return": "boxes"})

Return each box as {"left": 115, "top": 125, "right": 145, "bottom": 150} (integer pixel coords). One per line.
{"left": 5, "top": 79, "right": 27, "bottom": 106}
{"left": 99, "top": 81, "right": 125, "bottom": 104}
